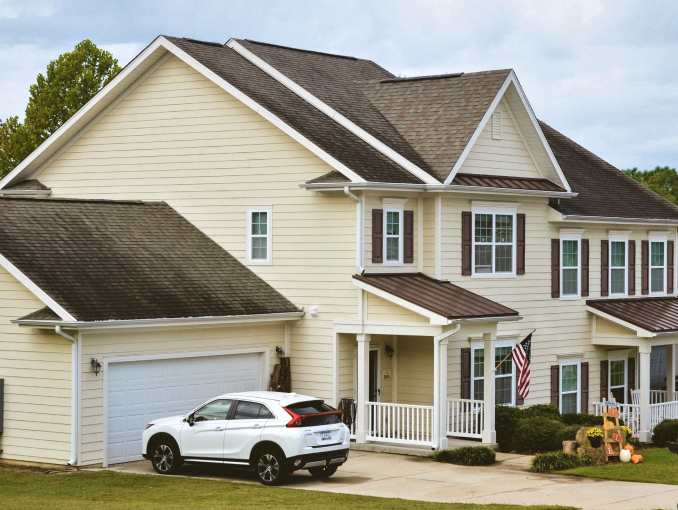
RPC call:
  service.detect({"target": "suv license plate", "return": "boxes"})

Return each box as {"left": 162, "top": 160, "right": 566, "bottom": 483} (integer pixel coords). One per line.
{"left": 320, "top": 431, "right": 331, "bottom": 441}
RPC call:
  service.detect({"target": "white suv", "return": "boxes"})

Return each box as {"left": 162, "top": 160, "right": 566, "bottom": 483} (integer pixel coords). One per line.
{"left": 141, "top": 391, "right": 350, "bottom": 485}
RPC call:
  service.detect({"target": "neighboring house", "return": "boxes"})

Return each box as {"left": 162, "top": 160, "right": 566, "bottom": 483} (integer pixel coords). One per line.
{"left": 0, "top": 35, "right": 677, "bottom": 467}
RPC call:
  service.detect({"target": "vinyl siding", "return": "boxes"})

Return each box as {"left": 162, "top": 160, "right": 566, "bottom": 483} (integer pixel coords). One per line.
{"left": 79, "top": 322, "right": 285, "bottom": 466}
{"left": 0, "top": 267, "right": 72, "bottom": 464}
{"left": 366, "top": 294, "right": 429, "bottom": 324}
{"left": 35, "top": 55, "right": 358, "bottom": 402}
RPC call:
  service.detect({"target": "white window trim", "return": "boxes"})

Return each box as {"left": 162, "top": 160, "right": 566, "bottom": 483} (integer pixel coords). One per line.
{"left": 471, "top": 205, "right": 518, "bottom": 278}
{"left": 608, "top": 233, "right": 629, "bottom": 296}
{"left": 560, "top": 231, "right": 583, "bottom": 300}
{"left": 559, "top": 360, "right": 581, "bottom": 414}
{"left": 608, "top": 350, "right": 628, "bottom": 404}
{"left": 471, "top": 343, "right": 516, "bottom": 406}
{"left": 247, "top": 206, "right": 272, "bottom": 265}
{"left": 383, "top": 200, "right": 406, "bottom": 265}
{"left": 649, "top": 234, "right": 668, "bottom": 296}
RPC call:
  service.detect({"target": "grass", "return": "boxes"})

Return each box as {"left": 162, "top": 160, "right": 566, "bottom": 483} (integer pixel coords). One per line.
{"left": 562, "top": 448, "right": 678, "bottom": 485}
{"left": 0, "top": 466, "right": 575, "bottom": 510}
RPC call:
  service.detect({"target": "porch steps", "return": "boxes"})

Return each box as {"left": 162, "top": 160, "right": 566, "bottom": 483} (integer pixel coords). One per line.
{"left": 350, "top": 437, "right": 497, "bottom": 457}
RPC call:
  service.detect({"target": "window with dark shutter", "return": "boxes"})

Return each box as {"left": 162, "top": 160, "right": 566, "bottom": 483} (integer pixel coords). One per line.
{"left": 581, "top": 239, "right": 589, "bottom": 297}
{"left": 461, "top": 347, "right": 471, "bottom": 399}
{"left": 550, "top": 365, "right": 559, "bottom": 406}
{"left": 461, "top": 212, "right": 472, "bottom": 275}
{"left": 517, "top": 214, "right": 526, "bottom": 275}
{"left": 372, "top": 209, "right": 383, "bottom": 263}
{"left": 516, "top": 375, "right": 524, "bottom": 406}
{"left": 668, "top": 241, "right": 675, "bottom": 294}
{"left": 601, "top": 240, "right": 609, "bottom": 297}
{"left": 600, "top": 360, "right": 609, "bottom": 400}
{"left": 627, "top": 357, "right": 635, "bottom": 402}
{"left": 551, "top": 239, "right": 560, "bottom": 298}
{"left": 628, "top": 240, "right": 636, "bottom": 295}
{"left": 581, "top": 362, "right": 589, "bottom": 413}
{"left": 641, "top": 240, "right": 649, "bottom": 295}
{"left": 404, "top": 210, "right": 414, "bottom": 264}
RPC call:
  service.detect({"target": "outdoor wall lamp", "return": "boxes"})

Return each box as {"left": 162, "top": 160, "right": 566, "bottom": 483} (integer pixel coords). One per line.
{"left": 275, "top": 346, "right": 285, "bottom": 359}
{"left": 90, "top": 358, "right": 101, "bottom": 376}
{"left": 385, "top": 345, "right": 395, "bottom": 359}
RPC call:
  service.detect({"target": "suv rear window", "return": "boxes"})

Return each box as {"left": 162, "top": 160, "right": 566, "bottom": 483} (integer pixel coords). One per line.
{"left": 286, "top": 401, "right": 335, "bottom": 415}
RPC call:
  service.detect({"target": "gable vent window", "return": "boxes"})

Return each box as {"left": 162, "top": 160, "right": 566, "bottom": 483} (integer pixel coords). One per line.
{"left": 492, "top": 110, "right": 502, "bottom": 140}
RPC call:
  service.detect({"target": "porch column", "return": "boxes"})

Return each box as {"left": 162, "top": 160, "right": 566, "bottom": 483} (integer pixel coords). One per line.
{"left": 433, "top": 337, "right": 449, "bottom": 450}
{"left": 638, "top": 345, "right": 652, "bottom": 442}
{"left": 356, "top": 333, "right": 371, "bottom": 443}
{"left": 482, "top": 331, "right": 496, "bottom": 444}
{"left": 668, "top": 344, "right": 677, "bottom": 398}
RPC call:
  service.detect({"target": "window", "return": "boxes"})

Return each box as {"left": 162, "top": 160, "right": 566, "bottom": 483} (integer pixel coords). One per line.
{"left": 385, "top": 210, "right": 402, "bottom": 263}
{"left": 472, "top": 345, "right": 514, "bottom": 405}
{"left": 194, "top": 399, "right": 233, "bottom": 421}
{"left": 560, "top": 363, "right": 579, "bottom": 414}
{"left": 561, "top": 239, "right": 580, "bottom": 297}
{"left": 650, "top": 240, "right": 666, "bottom": 294}
{"left": 610, "top": 240, "right": 627, "bottom": 295}
{"left": 609, "top": 359, "right": 626, "bottom": 404}
{"left": 247, "top": 207, "right": 271, "bottom": 263}
{"left": 473, "top": 212, "right": 515, "bottom": 275}
{"left": 232, "top": 401, "right": 272, "bottom": 420}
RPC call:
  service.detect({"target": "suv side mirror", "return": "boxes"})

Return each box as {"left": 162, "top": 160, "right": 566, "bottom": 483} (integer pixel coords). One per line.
{"left": 187, "top": 414, "right": 195, "bottom": 427}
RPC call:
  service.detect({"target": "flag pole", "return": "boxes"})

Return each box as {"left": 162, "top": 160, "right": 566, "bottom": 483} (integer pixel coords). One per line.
{"left": 494, "top": 329, "right": 535, "bottom": 372}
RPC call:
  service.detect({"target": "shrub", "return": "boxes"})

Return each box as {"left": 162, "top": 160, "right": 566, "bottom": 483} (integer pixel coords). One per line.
{"left": 529, "top": 451, "right": 583, "bottom": 473}
{"left": 561, "top": 413, "right": 603, "bottom": 427}
{"left": 522, "top": 404, "right": 562, "bottom": 422}
{"left": 434, "top": 446, "right": 496, "bottom": 466}
{"left": 513, "top": 417, "right": 566, "bottom": 454}
{"left": 651, "top": 419, "right": 678, "bottom": 446}
{"left": 495, "top": 405, "right": 524, "bottom": 453}
{"left": 557, "top": 424, "right": 582, "bottom": 443}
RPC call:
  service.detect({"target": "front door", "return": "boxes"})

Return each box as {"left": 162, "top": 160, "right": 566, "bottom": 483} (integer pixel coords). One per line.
{"left": 369, "top": 349, "right": 380, "bottom": 402}
{"left": 179, "top": 399, "right": 233, "bottom": 460}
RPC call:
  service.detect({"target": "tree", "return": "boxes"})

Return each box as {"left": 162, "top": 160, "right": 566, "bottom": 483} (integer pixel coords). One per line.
{"left": 0, "top": 40, "right": 121, "bottom": 178}
{"left": 623, "top": 166, "right": 678, "bottom": 206}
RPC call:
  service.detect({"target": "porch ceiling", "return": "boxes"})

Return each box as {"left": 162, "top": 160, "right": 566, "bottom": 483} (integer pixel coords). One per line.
{"left": 353, "top": 273, "right": 520, "bottom": 324}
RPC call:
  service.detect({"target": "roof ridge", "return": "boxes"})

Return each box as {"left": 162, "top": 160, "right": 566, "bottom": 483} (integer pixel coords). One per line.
{"left": 181, "top": 37, "right": 224, "bottom": 47}
{"left": 379, "top": 69, "right": 512, "bottom": 84}
{"left": 0, "top": 196, "right": 151, "bottom": 205}
{"left": 241, "top": 39, "right": 359, "bottom": 61}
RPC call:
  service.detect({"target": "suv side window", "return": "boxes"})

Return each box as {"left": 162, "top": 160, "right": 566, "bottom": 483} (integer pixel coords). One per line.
{"left": 232, "top": 401, "right": 273, "bottom": 420}
{"left": 194, "top": 399, "right": 233, "bottom": 421}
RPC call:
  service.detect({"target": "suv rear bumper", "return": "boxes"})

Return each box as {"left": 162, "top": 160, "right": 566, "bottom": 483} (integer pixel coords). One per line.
{"left": 287, "top": 448, "right": 349, "bottom": 471}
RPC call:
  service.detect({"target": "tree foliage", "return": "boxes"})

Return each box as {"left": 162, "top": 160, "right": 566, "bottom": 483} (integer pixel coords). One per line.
{"left": 0, "top": 40, "right": 121, "bottom": 178}
{"left": 623, "top": 166, "right": 678, "bottom": 206}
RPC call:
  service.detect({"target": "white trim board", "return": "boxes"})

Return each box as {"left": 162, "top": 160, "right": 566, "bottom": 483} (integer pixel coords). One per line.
{"left": 0, "top": 36, "right": 366, "bottom": 189}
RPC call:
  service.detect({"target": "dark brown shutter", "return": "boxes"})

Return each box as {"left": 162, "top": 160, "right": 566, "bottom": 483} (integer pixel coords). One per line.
{"left": 403, "top": 210, "right": 414, "bottom": 264}
{"left": 550, "top": 365, "right": 560, "bottom": 407}
{"left": 601, "top": 240, "right": 609, "bottom": 297}
{"left": 462, "top": 211, "right": 472, "bottom": 275}
{"left": 516, "top": 373, "right": 525, "bottom": 406}
{"left": 461, "top": 347, "right": 471, "bottom": 399}
{"left": 641, "top": 240, "right": 649, "bottom": 295}
{"left": 668, "top": 241, "right": 675, "bottom": 294}
{"left": 600, "top": 360, "right": 609, "bottom": 400}
{"left": 627, "top": 357, "right": 636, "bottom": 403}
{"left": 517, "top": 213, "right": 526, "bottom": 275}
{"left": 551, "top": 239, "right": 560, "bottom": 298}
{"left": 581, "top": 362, "right": 589, "bottom": 413}
{"left": 628, "top": 240, "right": 636, "bottom": 295}
{"left": 581, "top": 239, "right": 590, "bottom": 297}
{"left": 372, "top": 209, "right": 383, "bottom": 263}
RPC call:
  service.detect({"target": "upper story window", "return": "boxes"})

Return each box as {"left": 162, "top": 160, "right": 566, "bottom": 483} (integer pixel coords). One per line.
{"left": 650, "top": 239, "right": 667, "bottom": 294}
{"left": 609, "top": 239, "right": 628, "bottom": 295}
{"left": 372, "top": 198, "right": 413, "bottom": 266}
{"left": 472, "top": 211, "right": 516, "bottom": 276}
{"left": 385, "top": 210, "right": 402, "bottom": 263}
{"left": 561, "top": 239, "right": 580, "bottom": 297}
{"left": 247, "top": 207, "right": 272, "bottom": 264}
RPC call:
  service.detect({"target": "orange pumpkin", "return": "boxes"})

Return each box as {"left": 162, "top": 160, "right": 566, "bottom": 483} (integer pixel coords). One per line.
{"left": 609, "top": 407, "right": 620, "bottom": 418}
{"left": 612, "top": 432, "right": 622, "bottom": 442}
{"left": 606, "top": 444, "right": 615, "bottom": 456}
{"left": 604, "top": 421, "right": 614, "bottom": 430}
{"left": 624, "top": 445, "right": 635, "bottom": 455}
{"left": 631, "top": 454, "right": 643, "bottom": 464}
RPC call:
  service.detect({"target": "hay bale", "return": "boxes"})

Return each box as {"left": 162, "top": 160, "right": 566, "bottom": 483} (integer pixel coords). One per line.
{"left": 575, "top": 427, "right": 608, "bottom": 466}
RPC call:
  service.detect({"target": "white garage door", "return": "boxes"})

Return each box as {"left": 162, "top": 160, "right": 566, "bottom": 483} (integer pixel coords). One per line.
{"left": 106, "top": 352, "right": 263, "bottom": 465}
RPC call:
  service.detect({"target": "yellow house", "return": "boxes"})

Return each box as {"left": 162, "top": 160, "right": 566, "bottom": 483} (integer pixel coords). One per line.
{"left": 0, "top": 35, "right": 677, "bottom": 467}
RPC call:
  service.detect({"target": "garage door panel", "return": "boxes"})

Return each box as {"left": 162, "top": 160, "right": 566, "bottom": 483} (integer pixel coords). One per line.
{"left": 106, "top": 352, "right": 262, "bottom": 465}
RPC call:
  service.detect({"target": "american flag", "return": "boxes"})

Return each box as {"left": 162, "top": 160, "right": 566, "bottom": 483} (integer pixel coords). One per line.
{"left": 512, "top": 332, "right": 532, "bottom": 399}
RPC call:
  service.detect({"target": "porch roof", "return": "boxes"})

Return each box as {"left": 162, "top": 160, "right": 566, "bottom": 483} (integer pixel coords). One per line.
{"left": 353, "top": 273, "right": 519, "bottom": 322}
{"left": 587, "top": 296, "right": 678, "bottom": 334}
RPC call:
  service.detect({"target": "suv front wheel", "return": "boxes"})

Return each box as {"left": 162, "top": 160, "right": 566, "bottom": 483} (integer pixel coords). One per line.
{"left": 150, "top": 437, "right": 182, "bottom": 474}
{"left": 255, "top": 449, "right": 288, "bottom": 486}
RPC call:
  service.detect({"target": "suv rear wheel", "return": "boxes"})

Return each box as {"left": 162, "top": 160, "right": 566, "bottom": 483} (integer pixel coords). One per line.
{"left": 255, "top": 449, "right": 288, "bottom": 486}
{"left": 308, "top": 464, "right": 338, "bottom": 479}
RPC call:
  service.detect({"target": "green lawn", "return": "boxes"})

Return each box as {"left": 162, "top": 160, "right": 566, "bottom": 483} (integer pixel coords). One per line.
{"left": 0, "top": 467, "right": 574, "bottom": 510}
{"left": 562, "top": 448, "right": 678, "bottom": 485}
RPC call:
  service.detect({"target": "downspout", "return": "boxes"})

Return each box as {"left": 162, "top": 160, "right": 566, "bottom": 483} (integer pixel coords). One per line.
{"left": 344, "top": 186, "right": 364, "bottom": 274}
{"left": 55, "top": 326, "right": 79, "bottom": 466}
{"left": 432, "top": 323, "right": 461, "bottom": 450}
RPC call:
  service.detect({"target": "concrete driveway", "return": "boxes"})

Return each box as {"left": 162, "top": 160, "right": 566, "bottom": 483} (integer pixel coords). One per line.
{"left": 107, "top": 451, "right": 678, "bottom": 510}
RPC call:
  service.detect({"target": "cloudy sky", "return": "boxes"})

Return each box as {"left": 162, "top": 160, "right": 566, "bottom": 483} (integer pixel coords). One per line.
{"left": 1, "top": 0, "right": 677, "bottom": 170}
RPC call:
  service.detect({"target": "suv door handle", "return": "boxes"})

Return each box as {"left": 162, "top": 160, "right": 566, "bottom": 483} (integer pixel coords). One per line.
{"left": 214, "top": 427, "right": 225, "bottom": 431}
{"left": 253, "top": 424, "right": 262, "bottom": 428}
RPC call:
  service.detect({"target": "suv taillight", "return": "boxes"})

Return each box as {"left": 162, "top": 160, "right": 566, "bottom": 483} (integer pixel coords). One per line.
{"left": 284, "top": 408, "right": 305, "bottom": 427}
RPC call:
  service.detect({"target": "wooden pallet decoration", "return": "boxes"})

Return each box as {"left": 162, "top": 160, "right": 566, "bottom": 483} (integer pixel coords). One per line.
{"left": 600, "top": 398, "right": 623, "bottom": 460}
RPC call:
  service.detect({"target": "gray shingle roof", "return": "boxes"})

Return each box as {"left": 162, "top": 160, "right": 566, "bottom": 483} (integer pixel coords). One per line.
{"left": 0, "top": 197, "right": 300, "bottom": 322}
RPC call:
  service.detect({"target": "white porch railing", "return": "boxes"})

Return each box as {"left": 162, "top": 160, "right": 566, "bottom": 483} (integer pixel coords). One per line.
{"left": 650, "top": 400, "right": 678, "bottom": 429}
{"left": 630, "top": 389, "right": 677, "bottom": 405}
{"left": 366, "top": 401, "right": 434, "bottom": 446}
{"left": 446, "top": 398, "right": 484, "bottom": 439}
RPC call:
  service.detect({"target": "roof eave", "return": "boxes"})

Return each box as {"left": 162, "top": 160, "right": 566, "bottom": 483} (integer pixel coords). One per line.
{"left": 557, "top": 212, "right": 678, "bottom": 226}
{"left": 0, "top": 190, "right": 52, "bottom": 197}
